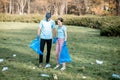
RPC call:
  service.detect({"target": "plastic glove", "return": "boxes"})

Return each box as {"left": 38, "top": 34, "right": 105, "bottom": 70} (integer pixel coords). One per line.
{"left": 36, "top": 35, "right": 40, "bottom": 40}
{"left": 63, "top": 41, "right": 67, "bottom": 46}
{"left": 53, "top": 37, "right": 58, "bottom": 44}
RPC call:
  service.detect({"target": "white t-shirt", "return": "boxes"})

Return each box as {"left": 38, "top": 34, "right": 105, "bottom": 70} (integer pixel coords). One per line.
{"left": 57, "top": 25, "right": 67, "bottom": 39}
{"left": 39, "top": 19, "right": 55, "bottom": 39}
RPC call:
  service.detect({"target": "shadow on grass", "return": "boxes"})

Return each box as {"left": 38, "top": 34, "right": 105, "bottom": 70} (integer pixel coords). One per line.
{"left": 0, "top": 47, "right": 38, "bottom": 67}
{"left": 0, "top": 48, "right": 53, "bottom": 80}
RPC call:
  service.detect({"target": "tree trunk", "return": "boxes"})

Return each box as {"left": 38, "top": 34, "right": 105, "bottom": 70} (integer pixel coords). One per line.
{"left": 12, "top": 0, "right": 14, "bottom": 14}
{"left": 115, "top": 0, "right": 120, "bottom": 16}
{"left": 4, "top": 3, "right": 7, "bottom": 13}
{"left": 52, "top": 0, "right": 60, "bottom": 15}
{"left": 27, "top": 0, "right": 30, "bottom": 14}
{"left": 84, "top": 0, "right": 89, "bottom": 13}
{"left": 17, "top": 3, "right": 20, "bottom": 14}
{"left": 60, "top": 1, "right": 66, "bottom": 15}
{"left": 54, "top": 7, "right": 58, "bottom": 15}
{"left": 17, "top": 0, "right": 27, "bottom": 14}
{"left": 80, "top": 0, "right": 86, "bottom": 15}
{"left": 21, "top": 0, "right": 24, "bottom": 14}
{"left": 65, "top": 1, "right": 68, "bottom": 14}
{"left": 119, "top": 1, "right": 120, "bottom": 16}
{"left": 9, "top": 0, "right": 12, "bottom": 14}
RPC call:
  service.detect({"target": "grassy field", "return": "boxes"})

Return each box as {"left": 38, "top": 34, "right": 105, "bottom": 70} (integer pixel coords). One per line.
{"left": 0, "top": 22, "right": 120, "bottom": 80}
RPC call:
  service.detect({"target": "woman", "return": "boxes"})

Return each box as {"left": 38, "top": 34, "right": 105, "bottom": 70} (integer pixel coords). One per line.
{"left": 54, "top": 18, "right": 67, "bottom": 71}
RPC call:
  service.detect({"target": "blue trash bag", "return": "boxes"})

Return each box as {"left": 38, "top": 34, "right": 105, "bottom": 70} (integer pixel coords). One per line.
{"left": 29, "top": 36, "right": 42, "bottom": 55}
{"left": 59, "top": 41, "right": 72, "bottom": 64}
{"left": 53, "top": 37, "right": 58, "bottom": 44}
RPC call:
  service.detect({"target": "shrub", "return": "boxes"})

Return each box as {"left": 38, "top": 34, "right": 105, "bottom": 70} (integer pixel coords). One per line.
{"left": 0, "top": 14, "right": 43, "bottom": 23}
{"left": 0, "top": 14, "right": 103, "bottom": 29}
{"left": 100, "top": 25, "right": 120, "bottom": 37}
{"left": 100, "top": 16, "right": 120, "bottom": 37}
{"left": 62, "top": 16, "right": 103, "bottom": 29}
{"left": 0, "top": 14, "right": 120, "bottom": 37}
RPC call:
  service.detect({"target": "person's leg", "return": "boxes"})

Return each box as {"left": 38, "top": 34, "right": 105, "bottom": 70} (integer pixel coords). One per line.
{"left": 61, "top": 63, "right": 66, "bottom": 71}
{"left": 56, "top": 40, "right": 60, "bottom": 64}
{"left": 56, "top": 39, "right": 64, "bottom": 63}
{"left": 46, "top": 39, "right": 52, "bottom": 63}
{"left": 59, "top": 39, "right": 66, "bottom": 71}
{"left": 39, "top": 39, "right": 45, "bottom": 64}
{"left": 54, "top": 40, "right": 60, "bottom": 69}
{"left": 59, "top": 39, "right": 64, "bottom": 56}
{"left": 62, "top": 63, "right": 66, "bottom": 67}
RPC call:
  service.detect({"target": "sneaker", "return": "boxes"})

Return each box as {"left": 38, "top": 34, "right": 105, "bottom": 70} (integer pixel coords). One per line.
{"left": 60, "top": 67, "right": 66, "bottom": 71}
{"left": 45, "top": 64, "right": 51, "bottom": 68}
{"left": 39, "top": 63, "right": 42, "bottom": 68}
{"left": 53, "top": 74, "right": 58, "bottom": 80}
{"left": 54, "top": 65, "right": 60, "bottom": 70}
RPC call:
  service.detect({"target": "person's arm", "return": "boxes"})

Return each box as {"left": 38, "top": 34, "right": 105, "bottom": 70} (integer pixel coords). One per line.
{"left": 37, "top": 21, "right": 42, "bottom": 36}
{"left": 65, "top": 30, "right": 67, "bottom": 41}
{"left": 52, "top": 20, "right": 56, "bottom": 38}
{"left": 37, "top": 27, "right": 41, "bottom": 36}
{"left": 53, "top": 28, "right": 57, "bottom": 38}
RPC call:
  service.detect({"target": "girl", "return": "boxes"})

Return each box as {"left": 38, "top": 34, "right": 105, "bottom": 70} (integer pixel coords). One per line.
{"left": 54, "top": 18, "right": 67, "bottom": 71}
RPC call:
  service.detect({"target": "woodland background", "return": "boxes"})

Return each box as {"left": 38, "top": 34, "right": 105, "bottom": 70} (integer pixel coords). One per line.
{"left": 0, "top": 0, "right": 120, "bottom": 16}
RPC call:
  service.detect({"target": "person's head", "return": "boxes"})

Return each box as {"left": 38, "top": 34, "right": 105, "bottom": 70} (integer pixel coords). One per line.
{"left": 45, "top": 12, "right": 51, "bottom": 21}
{"left": 57, "top": 17, "right": 63, "bottom": 27}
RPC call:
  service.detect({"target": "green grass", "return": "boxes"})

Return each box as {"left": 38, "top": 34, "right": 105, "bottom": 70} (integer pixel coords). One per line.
{"left": 0, "top": 22, "right": 120, "bottom": 80}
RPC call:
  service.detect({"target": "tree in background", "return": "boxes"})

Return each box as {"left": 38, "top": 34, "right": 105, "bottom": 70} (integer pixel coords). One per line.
{"left": 0, "top": 0, "right": 120, "bottom": 16}
{"left": 17, "top": 0, "right": 27, "bottom": 14}
{"left": 114, "top": 0, "right": 120, "bottom": 16}
{"left": 0, "top": 0, "right": 9, "bottom": 13}
{"left": 46, "top": 0, "right": 69, "bottom": 15}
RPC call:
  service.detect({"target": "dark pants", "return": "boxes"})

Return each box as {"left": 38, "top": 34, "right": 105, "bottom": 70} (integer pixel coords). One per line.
{"left": 39, "top": 39, "right": 52, "bottom": 64}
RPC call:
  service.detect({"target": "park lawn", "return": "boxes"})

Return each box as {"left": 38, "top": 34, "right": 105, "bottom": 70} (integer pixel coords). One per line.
{"left": 0, "top": 22, "right": 120, "bottom": 80}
